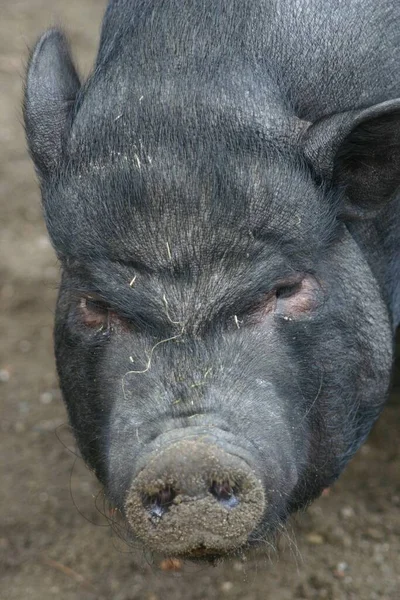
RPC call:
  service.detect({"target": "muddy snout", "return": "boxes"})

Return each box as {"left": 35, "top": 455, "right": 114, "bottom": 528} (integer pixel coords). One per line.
{"left": 125, "top": 440, "right": 265, "bottom": 557}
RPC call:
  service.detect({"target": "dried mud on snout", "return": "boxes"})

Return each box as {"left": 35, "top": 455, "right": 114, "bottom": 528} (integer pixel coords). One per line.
{"left": 125, "top": 439, "right": 265, "bottom": 557}
{"left": 1, "top": 1, "right": 400, "bottom": 599}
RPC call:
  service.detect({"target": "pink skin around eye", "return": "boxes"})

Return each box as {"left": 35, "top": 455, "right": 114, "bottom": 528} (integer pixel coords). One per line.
{"left": 79, "top": 297, "right": 109, "bottom": 328}
{"left": 79, "top": 297, "right": 130, "bottom": 331}
{"left": 263, "top": 292, "right": 278, "bottom": 315}
{"left": 276, "top": 275, "right": 322, "bottom": 316}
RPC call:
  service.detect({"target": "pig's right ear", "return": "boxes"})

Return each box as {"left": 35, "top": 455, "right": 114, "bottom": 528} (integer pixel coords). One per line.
{"left": 302, "top": 99, "right": 400, "bottom": 219}
{"left": 23, "top": 29, "right": 80, "bottom": 178}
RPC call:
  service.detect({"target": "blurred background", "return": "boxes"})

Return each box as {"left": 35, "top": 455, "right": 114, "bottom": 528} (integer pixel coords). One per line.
{"left": 0, "top": 1, "right": 399, "bottom": 599}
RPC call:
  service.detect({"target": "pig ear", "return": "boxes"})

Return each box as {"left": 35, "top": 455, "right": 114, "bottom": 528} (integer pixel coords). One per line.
{"left": 23, "top": 29, "right": 80, "bottom": 178}
{"left": 302, "top": 99, "right": 400, "bottom": 219}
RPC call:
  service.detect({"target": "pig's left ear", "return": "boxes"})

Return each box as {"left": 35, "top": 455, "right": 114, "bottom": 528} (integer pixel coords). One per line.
{"left": 302, "top": 99, "right": 400, "bottom": 219}
{"left": 23, "top": 29, "right": 80, "bottom": 179}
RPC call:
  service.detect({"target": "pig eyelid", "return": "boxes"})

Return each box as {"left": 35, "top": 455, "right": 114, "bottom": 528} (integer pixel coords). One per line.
{"left": 275, "top": 281, "right": 303, "bottom": 299}
{"left": 79, "top": 296, "right": 113, "bottom": 316}
{"left": 273, "top": 272, "right": 306, "bottom": 297}
{"left": 80, "top": 296, "right": 109, "bottom": 310}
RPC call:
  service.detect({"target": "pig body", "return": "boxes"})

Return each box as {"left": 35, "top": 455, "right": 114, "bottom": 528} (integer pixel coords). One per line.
{"left": 24, "top": 0, "right": 400, "bottom": 559}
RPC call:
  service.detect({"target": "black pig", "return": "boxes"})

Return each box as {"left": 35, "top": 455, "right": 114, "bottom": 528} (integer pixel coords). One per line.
{"left": 24, "top": 0, "right": 400, "bottom": 559}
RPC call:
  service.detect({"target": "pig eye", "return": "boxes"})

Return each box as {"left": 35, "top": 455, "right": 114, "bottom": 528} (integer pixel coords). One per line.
{"left": 275, "top": 275, "right": 322, "bottom": 317}
{"left": 79, "top": 297, "right": 111, "bottom": 330}
{"left": 76, "top": 296, "right": 130, "bottom": 333}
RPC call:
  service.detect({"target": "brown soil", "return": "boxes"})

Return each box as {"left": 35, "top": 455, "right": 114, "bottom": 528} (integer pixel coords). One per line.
{"left": 1, "top": 2, "right": 399, "bottom": 599}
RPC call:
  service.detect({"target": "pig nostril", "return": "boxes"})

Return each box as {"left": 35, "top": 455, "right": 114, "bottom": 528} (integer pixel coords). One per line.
{"left": 209, "top": 480, "right": 240, "bottom": 509}
{"left": 143, "top": 486, "right": 177, "bottom": 519}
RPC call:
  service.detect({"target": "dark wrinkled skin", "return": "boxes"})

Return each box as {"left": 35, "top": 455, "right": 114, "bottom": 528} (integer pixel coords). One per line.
{"left": 24, "top": 0, "right": 400, "bottom": 558}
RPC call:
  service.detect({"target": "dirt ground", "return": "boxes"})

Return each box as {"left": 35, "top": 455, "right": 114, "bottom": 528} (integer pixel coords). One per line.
{"left": 0, "top": 2, "right": 399, "bottom": 599}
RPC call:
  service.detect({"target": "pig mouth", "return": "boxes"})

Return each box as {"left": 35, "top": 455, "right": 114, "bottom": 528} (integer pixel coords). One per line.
{"left": 124, "top": 439, "right": 266, "bottom": 558}
{"left": 176, "top": 545, "right": 236, "bottom": 563}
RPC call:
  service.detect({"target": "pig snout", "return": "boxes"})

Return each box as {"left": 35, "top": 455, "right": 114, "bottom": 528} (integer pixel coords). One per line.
{"left": 125, "top": 439, "right": 265, "bottom": 558}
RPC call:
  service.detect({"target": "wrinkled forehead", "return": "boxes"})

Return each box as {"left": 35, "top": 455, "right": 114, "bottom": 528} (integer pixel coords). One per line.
{"left": 44, "top": 146, "right": 336, "bottom": 268}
